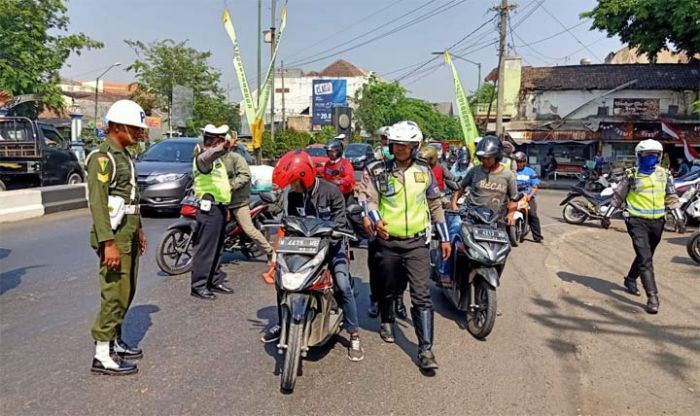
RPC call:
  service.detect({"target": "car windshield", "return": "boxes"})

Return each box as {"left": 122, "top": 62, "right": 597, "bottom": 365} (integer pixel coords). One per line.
{"left": 141, "top": 141, "right": 197, "bottom": 163}
{"left": 305, "top": 147, "right": 326, "bottom": 157}
{"left": 344, "top": 145, "right": 367, "bottom": 157}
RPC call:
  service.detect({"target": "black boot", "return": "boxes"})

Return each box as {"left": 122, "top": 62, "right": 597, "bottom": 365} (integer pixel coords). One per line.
{"left": 91, "top": 341, "right": 138, "bottom": 376}
{"left": 368, "top": 299, "right": 379, "bottom": 318}
{"left": 114, "top": 338, "right": 143, "bottom": 359}
{"left": 412, "top": 308, "right": 438, "bottom": 371}
{"left": 379, "top": 298, "right": 396, "bottom": 343}
{"left": 623, "top": 276, "right": 641, "bottom": 296}
{"left": 640, "top": 271, "right": 659, "bottom": 314}
{"left": 395, "top": 295, "right": 407, "bottom": 320}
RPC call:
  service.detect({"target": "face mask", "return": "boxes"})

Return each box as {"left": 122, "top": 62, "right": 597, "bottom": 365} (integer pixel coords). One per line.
{"left": 638, "top": 154, "right": 660, "bottom": 174}
{"left": 382, "top": 146, "right": 394, "bottom": 160}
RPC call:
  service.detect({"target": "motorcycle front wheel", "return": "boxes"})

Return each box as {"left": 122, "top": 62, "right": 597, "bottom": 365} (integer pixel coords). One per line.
{"left": 509, "top": 221, "right": 522, "bottom": 247}
{"left": 466, "top": 279, "right": 497, "bottom": 339}
{"left": 563, "top": 203, "right": 588, "bottom": 224}
{"left": 687, "top": 232, "right": 700, "bottom": 264}
{"left": 156, "top": 228, "right": 194, "bottom": 275}
{"left": 281, "top": 318, "right": 304, "bottom": 393}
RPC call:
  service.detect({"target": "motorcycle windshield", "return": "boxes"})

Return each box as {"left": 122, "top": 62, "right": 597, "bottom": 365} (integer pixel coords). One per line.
{"left": 284, "top": 216, "right": 335, "bottom": 237}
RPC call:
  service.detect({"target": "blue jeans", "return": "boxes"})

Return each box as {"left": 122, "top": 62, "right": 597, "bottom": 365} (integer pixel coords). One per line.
{"left": 330, "top": 239, "right": 359, "bottom": 334}
{"left": 437, "top": 214, "right": 462, "bottom": 277}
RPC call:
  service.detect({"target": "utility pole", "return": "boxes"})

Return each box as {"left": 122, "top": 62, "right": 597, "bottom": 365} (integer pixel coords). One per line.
{"left": 281, "top": 60, "right": 286, "bottom": 130}
{"left": 93, "top": 62, "right": 120, "bottom": 134}
{"left": 270, "top": 0, "right": 277, "bottom": 142}
{"left": 495, "top": 0, "right": 514, "bottom": 139}
{"left": 257, "top": 0, "right": 262, "bottom": 108}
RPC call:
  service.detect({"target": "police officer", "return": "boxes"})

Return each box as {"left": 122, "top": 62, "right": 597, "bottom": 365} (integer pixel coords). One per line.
{"left": 603, "top": 139, "right": 682, "bottom": 314}
{"left": 361, "top": 121, "right": 451, "bottom": 371}
{"left": 190, "top": 124, "right": 236, "bottom": 300}
{"left": 513, "top": 151, "right": 544, "bottom": 242}
{"left": 87, "top": 99, "right": 148, "bottom": 375}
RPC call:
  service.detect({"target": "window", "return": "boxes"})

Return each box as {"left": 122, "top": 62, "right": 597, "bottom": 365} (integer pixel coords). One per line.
{"left": 0, "top": 119, "right": 34, "bottom": 141}
{"left": 141, "top": 141, "right": 197, "bottom": 163}
{"left": 41, "top": 127, "right": 65, "bottom": 146}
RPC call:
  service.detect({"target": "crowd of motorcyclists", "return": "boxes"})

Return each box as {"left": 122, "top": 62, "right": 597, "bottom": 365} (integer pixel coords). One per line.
{"left": 87, "top": 99, "right": 695, "bottom": 386}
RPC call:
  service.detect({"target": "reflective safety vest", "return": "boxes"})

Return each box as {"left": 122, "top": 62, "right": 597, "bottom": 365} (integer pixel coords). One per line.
{"left": 625, "top": 166, "right": 667, "bottom": 219}
{"left": 379, "top": 163, "right": 431, "bottom": 238}
{"left": 192, "top": 158, "right": 231, "bottom": 204}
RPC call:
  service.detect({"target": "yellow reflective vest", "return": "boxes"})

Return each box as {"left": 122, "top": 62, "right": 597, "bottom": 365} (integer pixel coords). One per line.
{"left": 192, "top": 158, "right": 231, "bottom": 204}
{"left": 625, "top": 166, "right": 667, "bottom": 219}
{"left": 379, "top": 163, "right": 431, "bottom": 238}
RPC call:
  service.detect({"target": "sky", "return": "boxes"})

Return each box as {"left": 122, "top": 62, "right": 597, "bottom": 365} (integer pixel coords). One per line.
{"left": 61, "top": 0, "right": 623, "bottom": 104}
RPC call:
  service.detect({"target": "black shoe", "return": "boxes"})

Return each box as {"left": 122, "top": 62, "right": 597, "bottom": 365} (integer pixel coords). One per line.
{"left": 261, "top": 325, "right": 281, "bottom": 343}
{"left": 191, "top": 288, "right": 216, "bottom": 300}
{"left": 645, "top": 295, "right": 659, "bottom": 314}
{"left": 91, "top": 355, "right": 138, "bottom": 376}
{"left": 417, "top": 349, "right": 439, "bottom": 370}
{"left": 209, "top": 283, "right": 234, "bottom": 294}
{"left": 395, "top": 297, "right": 407, "bottom": 320}
{"left": 379, "top": 323, "right": 395, "bottom": 343}
{"left": 114, "top": 338, "right": 143, "bottom": 360}
{"left": 368, "top": 302, "right": 379, "bottom": 318}
{"left": 533, "top": 236, "right": 544, "bottom": 243}
{"left": 623, "top": 278, "right": 641, "bottom": 296}
{"left": 412, "top": 307, "right": 438, "bottom": 370}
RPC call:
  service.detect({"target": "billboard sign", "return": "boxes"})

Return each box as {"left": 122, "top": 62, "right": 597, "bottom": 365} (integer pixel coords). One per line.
{"left": 312, "top": 79, "right": 347, "bottom": 130}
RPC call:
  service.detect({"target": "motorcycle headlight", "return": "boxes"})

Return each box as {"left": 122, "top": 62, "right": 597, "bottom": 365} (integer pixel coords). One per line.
{"left": 146, "top": 173, "right": 186, "bottom": 184}
{"left": 279, "top": 246, "right": 328, "bottom": 291}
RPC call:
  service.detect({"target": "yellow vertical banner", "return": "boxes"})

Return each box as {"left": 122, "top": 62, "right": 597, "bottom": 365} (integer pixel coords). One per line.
{"left": 445, "top": 51, "right": 479, "bottom": 159}
{"left": 222, "top": 8, "right": 256, "bottom": 129}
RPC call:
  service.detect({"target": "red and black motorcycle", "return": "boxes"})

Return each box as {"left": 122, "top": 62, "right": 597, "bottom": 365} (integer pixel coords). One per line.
{"left": 156, "top": 192, "right": 280, "bottom": 275}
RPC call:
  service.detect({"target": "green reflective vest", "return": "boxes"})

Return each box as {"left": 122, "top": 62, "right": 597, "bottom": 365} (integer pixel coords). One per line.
{"left": 625, "top": 166, "right": 667, "bottom": 219}
{"left": 379, "top": 163, "right": 431, "bottom": 238}
{"left": 192, "top": 158, "right": 231, "bottom": 204}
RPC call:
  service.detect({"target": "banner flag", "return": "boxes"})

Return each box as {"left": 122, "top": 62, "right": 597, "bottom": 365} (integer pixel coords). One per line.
{"left": 445, "top": 51, "right": 479, "bottom": 159}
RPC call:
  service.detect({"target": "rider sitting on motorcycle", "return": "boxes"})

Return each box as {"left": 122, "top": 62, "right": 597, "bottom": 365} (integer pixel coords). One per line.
{"left": 322, "top": 138, "right": 355, "bottom": 201}
{"left": 262, "top": 150, "right": 364, "bottom": 362}
{"left": 450, "top": 152, "right": 472, "bottom": 183}
{"left": 513, "top": 151, "right": 544, "bottom": 243}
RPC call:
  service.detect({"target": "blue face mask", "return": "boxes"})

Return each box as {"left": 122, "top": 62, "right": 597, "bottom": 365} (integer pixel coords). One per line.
{"left": 382, "top": 146, "right": 394, "bottom": 160}
{"left": 638, "top": 154, "right": 659, "bottom": 174}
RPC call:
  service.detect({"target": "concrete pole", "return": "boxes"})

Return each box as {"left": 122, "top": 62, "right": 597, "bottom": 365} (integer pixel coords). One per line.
{"left": 281, "top": 60, "right": 286, "bottom": 130}
{"left": 495, "top": 0, "right": 508, "bottom": 138}
{"left": 270, "top": 0, "right": 277, "bottom": 142}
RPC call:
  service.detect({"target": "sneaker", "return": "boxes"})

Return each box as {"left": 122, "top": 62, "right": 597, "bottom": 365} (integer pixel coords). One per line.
{"left": 348, "top": 335, "right": 365, "bottom": 362}
{"left": 260, "top": 325, "right": 281, "bottom": 343}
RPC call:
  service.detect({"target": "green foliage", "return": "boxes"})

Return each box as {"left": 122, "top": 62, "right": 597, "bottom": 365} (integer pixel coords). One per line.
{"left": 582, "top": 0, "right": 700, "bottom": 60}
{"left": 470, "top": 83, "right": 496, "bottom": 104}
{"left": 0, "top": 0, "right": 103, "bottom": 111}
{"left": 261, "top": 129, "right": 319, "bottom": 159}
{"left": 693, "top": 99, "right": 700, "bottom": 115}
{"left": 354, "top": 77, "right": 461, "bottom": 140}
{"left": 315, "top": 125, "right": 338, "bottom": 144}
{"left": 125, "top": 39, "right": 239, "bottom": 136}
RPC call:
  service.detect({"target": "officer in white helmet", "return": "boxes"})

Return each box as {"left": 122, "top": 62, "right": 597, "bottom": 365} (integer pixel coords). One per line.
{"left": 86, "top": 99, "right": 148, "bottom": 375}
{"left": 359, "top": 120, "right": 451, "bottom": 371}
{"left": 603, "top": 139, "right": 682, "bottom": 314}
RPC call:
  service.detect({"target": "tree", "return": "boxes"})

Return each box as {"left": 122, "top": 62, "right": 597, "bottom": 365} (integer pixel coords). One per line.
{"left": 582, "top": 0, "right": 700, "bottom": 60}
{"left": 0, "top": 0, "right": 103, "bottom": 111}
{"left": 470, "top": 83, "right": 496, "bottom": 105}
{"left": 125, "top": 39, "right": 239, "bottom": 135}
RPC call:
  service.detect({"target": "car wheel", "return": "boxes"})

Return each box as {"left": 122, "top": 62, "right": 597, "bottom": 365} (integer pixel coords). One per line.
{"left": 66, "top": 172, "right": 83, "bottom": 185}
{"left": 0, "top": 179, "right": 6, "bottom": 191}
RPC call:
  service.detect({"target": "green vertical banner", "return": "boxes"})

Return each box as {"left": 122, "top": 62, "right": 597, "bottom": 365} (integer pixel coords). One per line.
{"left": 255, "top": 3, "right": 288, "bottom": 120}
{"left": 445, "top": 51, "right": 478, "bottom": 159}
{"left": 222, "top": 7, "right": 256, "bottom": 128}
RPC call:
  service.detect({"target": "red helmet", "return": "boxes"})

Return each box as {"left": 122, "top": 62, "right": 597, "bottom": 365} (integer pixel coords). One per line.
{"left": 273, "top": 150, "right": 316, "bottom": 190}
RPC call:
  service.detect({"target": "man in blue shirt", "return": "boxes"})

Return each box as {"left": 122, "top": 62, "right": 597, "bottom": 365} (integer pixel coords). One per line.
{"left": 513, "top": 151, "right": 544, "bottom": 242}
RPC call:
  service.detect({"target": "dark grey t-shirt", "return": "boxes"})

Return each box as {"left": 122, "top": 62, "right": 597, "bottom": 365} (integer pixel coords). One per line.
{"left": 459, "top": 166, "right": 518, "bottom": 213}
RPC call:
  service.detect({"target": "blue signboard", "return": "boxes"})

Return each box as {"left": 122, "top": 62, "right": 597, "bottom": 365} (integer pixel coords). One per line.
{"left": 312, "top": 79, "right": 347, "bottom": 130}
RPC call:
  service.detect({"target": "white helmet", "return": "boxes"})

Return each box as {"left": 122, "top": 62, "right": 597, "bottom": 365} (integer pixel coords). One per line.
{"left": 635, "top": 139, "right": 663, "bottom": 156}
{"left": 105, "top": 99, "right": 148, "bottom": 129}
{"left": 387, "top": 121, "right": 423, "bottom": 145}
{"left": 376, "top": 126, "right": 390, "bottom": 137}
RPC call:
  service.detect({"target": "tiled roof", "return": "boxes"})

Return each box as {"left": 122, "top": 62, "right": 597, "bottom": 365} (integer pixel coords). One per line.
{"left": 319, "top": 59, "right": 366, "bottom": 77}
{"left": 520, "top": 63, "right": 700, "bottom": 91}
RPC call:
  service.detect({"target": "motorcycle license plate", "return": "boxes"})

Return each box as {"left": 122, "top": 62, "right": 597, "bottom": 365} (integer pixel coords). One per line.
{"left": 472, "top": 227, "right": 509, "bottom": 244}
{"left": 277, "top": 237, "right": 321, "bottom": 254}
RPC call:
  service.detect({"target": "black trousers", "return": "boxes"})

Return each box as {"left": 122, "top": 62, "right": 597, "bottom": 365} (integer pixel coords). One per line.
{"left": 529, "top": 198, "right": 543, "bottom": 240}
{"left": 191, "top": 205, "right": 227, "bottom": 290}
{"left": 374, "top": 236, "right": 432, "bottom": 322}
{"left": 625, "top": 216, "right": 664, "bottom": 292}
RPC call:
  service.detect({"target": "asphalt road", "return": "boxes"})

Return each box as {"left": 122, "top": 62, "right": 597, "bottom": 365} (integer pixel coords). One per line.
{"left": 1, "top": 191, "right": 698, "bottom": 415}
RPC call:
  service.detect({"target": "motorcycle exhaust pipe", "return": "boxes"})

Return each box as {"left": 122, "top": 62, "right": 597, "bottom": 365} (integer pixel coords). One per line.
{"left": 568, "top": 201, "right": 591, "bottom": 217}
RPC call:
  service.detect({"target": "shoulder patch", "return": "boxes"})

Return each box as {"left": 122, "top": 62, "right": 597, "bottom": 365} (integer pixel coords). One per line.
{"left": 97, "top": 172, "right": 110, "bottom": 183}
{"left": 97, "top": 157, "right": 110, "bottom": 172}
{"left": 414, "top": 172, "right": 427, "bottom": 183}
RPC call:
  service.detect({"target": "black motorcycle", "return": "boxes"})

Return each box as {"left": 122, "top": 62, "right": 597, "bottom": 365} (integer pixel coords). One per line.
{"left": 430, "top": 205, "right": 513, "bottom": 339}
{"left": 270, "top": 211, "right": 360, "bottom": 393}
{"left": 560, "top": 172, "right": 620, "bottom": 224}
{"left": 687, "top": 230, "right": 700, "bottom": 264}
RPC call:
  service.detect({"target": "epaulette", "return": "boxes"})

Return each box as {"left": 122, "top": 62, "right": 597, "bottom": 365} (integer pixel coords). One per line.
{"left": 366, "top": 159, "right": 388, "bottom": 178}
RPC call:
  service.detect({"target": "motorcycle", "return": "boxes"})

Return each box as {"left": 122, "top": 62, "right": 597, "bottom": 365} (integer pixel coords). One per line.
{"left": 430, "top": 204, "right": 514, "bottom": 339}
{"left": 560, "top": 172, "right": 620, "bottom": 224}
{"left": 509, "top": 194, "right": 531, "bottom": 246}
{"left": 687, "top": 230, "right": 700, "bottom": 264}
{"left": 269, "top": 211, "right": 359, "bottom": 393}
{"left": 155, "top": 192, "right": 279, "bottom": 275}
{"left": 664, "top": 180, "right": 700, "bottom": 233}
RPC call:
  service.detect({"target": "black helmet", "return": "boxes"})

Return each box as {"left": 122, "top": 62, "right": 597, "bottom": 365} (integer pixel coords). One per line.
{"left": 475, "top": 135, "right": 503, "bottom": 159}
{"left": 513, "top": 151, "right": 527, "bottom": 162}
{"left": 325, "top": 140, "right": 343, "bottom": 158}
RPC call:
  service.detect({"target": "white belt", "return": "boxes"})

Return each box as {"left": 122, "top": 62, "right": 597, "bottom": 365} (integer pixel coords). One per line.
{"left": 124, "top": 204, "right": 140, "bottom": 215}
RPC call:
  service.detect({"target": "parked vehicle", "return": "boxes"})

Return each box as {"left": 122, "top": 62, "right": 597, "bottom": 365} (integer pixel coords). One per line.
{"left": 156, "top": 191, "right": 279, "bottom": 275}
{"left": 665, "top": 180, "right": 700, "bottom": 233}
{"left": 687, "top": 230, "right": 700, "bottom": 264}
{"left": 343, "top": 143, "right": 375, "bottom": 170}
{"left": 560, "top": 172, "right": 621, "bottom": 224}
{"left": 304, "top": 144, "right": 329, "bottom": 174}
{"left": 269, "top": 213, "right": 358, "bottom": 392}
{"left": 430, "top": 204, "right": 515, "bottom": 339}
{"left": 0, "top": 116, "right": 84, "bottom": 191}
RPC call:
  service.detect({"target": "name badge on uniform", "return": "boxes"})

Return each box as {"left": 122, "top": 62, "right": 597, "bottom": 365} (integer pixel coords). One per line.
{"left": 414, "top": 172, "right": 427, "bottom": 183}
{"left": 200, "top": 199, "right": 212, "bottom": 212}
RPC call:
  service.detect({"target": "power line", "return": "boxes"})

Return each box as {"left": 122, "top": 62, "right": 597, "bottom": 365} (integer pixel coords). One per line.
{"left": 514, "top": 20, "right": 589, "bottom": 47}
{"left": 540, "top": 3, "right": 602, "bottom": 62}
{"left": 288, "top": 0, "right": 473, "bottom": 67}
